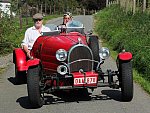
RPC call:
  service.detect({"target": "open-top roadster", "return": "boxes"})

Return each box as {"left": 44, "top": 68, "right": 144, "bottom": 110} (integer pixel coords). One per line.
{"left": 13, "top": 20, "right": 133, "bottom": 108}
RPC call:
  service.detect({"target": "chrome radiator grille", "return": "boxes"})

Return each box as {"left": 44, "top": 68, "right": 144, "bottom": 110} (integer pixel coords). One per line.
{"left": 68, "top": 44, "right": 93, "bottom": 73}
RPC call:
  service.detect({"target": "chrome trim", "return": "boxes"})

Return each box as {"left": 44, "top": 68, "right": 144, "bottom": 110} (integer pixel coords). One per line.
{"left": 57, "top": 65, "right": 68, "bottom": 75}
{"left": 78, "top": 37, "right": 82, "bottom": 44}
{"left": 56, "top": 49, "right": 67, "bottom": 61}
{"left": 68, "top": 59, "right": 99, "bottom": 65}
{"left": 99, "top": 47, "right": 110, "bottom": 60}
{"left": 68, "top": 44, "right": 94, "bottom": 74}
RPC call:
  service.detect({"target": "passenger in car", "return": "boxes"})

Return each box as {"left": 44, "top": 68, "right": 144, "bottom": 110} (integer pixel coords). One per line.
{"left": 58, "top": 12, "right": 72, "bottom": 33}
{"left": 63, "top": 12, "right": 72, "bottom": 25}
{"left": 21, "top": 13, "right": 51, "bottom": 59}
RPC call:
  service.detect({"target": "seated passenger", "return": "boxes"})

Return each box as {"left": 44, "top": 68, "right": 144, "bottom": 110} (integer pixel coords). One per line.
{"left": 63, "top": 12, "right": 72, "bottom": 25}
{"left": 21, "top": 13, "right": 51, "bottom": 59}
{"left": 58, "top": 12, "right": 73, "bottom": 32}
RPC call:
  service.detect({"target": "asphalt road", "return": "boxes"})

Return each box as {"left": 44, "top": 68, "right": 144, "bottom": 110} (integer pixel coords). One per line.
{"left": 0, "top": 15, "right": 150, "bottom": 113}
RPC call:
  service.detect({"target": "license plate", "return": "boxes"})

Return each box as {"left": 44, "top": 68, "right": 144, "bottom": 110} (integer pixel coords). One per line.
{"left": 74, "top": 77, "right": 97, "bottom": 85}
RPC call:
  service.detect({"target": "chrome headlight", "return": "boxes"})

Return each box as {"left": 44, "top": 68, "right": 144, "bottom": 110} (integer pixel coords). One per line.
{"left": 57, "top": 65, "right": 68, "bottom": 75}
{"left": 56, "top": 49, "right": 67, "bottom": 61}
{"left": 99, "top": 47, "right": 110, "bottom": 59}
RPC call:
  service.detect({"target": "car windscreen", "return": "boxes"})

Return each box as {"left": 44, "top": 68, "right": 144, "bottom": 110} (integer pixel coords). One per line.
{"left": 66, "top": 20, "right": 84, "bottom": 34}
{"left": 66, "top": 20, "right": 83, "bottom": 27}
{"left": 43, "top": 24, "right": 60, "bottom": 36}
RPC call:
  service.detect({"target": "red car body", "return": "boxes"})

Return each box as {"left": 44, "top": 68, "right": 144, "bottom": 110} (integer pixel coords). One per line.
{"left": 13, "top": 20, "right": 133, "bottom": 108}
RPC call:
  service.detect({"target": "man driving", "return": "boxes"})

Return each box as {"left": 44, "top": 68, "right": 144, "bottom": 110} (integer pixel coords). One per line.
{"left": 21, "top": 13, "right": 51, "bottom": 59}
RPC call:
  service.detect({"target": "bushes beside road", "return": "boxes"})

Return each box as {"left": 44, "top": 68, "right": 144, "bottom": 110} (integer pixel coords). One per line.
{"left": 95, "top": 5, "right": 150, "bottom": 87}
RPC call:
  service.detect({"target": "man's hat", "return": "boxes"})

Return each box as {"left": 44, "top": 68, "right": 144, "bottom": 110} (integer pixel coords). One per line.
{"left": 33, "top": 13, "right": 43, "bottom": 19}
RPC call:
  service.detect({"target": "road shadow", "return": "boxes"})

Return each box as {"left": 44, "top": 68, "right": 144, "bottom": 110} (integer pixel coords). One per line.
{"left": 16, "top": 96, "right": 33, "bottom": 109}
{"left": 7, "top": 77, "right": 26, "bottom": 85}
{"left": 17, "top": 89, "right": 91, "bottom": 109}
{"left": 7, "top": 77, "right": 17, "bottom": 85}
{"left": 101, "top": 89, "right": 122, "bottom": 101}
{"left": 49, "top": 89, "right": 91, "bottom": 103}
{"left": 17, "top": 89, "right": 116, "bottom": 109}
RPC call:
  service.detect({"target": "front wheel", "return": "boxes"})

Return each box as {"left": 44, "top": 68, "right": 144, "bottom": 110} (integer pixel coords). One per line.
{"left": 119, "top": 60, "right": 133, "bottom": 101}
{"left": 27, "top": 65, "right": 44, "bottom": 108}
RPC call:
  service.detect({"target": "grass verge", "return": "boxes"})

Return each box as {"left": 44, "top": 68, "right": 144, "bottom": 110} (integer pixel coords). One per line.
{"left": 0, "top": 67, "right": 5, "bottom": 75}
{"left": 94, "top": 4, "right": 150, "bottom": 95}
{"left": 101, "top": 39, "right": 150, "bottom": 95}
{"left": 133, "top": 70, "right": 150, "bottom": 94}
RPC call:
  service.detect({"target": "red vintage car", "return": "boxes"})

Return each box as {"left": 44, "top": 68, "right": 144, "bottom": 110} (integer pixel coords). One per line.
{"left": 13, "top": 20, "right": 133, "bottom": 108}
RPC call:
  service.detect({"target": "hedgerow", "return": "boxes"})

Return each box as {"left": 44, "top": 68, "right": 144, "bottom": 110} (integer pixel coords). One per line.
{"left": 95, "top": 5, "right": 150, "bottom": 81}
{"left": 0, "top": 16, "right": 32, "bottom": 55}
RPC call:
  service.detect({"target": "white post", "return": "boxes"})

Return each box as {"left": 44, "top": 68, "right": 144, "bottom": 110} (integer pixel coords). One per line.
{"left": 143, "top": 0, "right": 147, "bottom": 12}
{"left": 133, "top": 0, "right": 136, "bottom": 14}
{"left": 83, "top": 8, "right": 85, "bottom": 15}
{"left": 106, "top": 0, "right": 109, "bottom": 7}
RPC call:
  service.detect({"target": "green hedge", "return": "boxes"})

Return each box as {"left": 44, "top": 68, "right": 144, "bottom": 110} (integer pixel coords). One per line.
{"left": 0, "top": 17, "right": 24, "bottom": 54}
{"left": 95, "top": 5, "right": 150, "bottom": 81}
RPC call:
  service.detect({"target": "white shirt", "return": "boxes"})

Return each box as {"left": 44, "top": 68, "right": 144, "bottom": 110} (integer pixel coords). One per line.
{"left": 21, "top": 25, "right": 51, "bottom": 50}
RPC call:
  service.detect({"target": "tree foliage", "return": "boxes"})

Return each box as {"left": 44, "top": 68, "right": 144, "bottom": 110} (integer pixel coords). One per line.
{"left": 10, "top": 0, "right": 106, "bottom": 16}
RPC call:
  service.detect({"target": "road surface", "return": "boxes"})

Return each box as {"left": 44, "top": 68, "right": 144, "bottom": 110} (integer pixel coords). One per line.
{"left": 0, "top": 15, "right": 150, "bottom": 113}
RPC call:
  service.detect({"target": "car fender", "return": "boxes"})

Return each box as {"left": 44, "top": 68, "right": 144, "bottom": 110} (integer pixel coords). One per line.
{"left": 13, "top": 48, "right": 40, "bottom": 71}
{"left": 13, "top": 48, "right": 27, "bottom": 71}
{"left": 17, "top": 59, "right": 40, "bottom": 71}
{"left": 27, "top": 59, "right": 40, "bottom": 68}
{"left": 118, "top": 52, "right": 132, "bottom": 61}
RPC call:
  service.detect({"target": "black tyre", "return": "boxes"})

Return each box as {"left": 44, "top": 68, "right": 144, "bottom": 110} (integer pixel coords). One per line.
{"left": 15, "top": 65, "right": 26, "bottom": 84}
{"left": 88, "top": 36, "right": 100, "bottom": 70}
{"left": 27, "top": 65, "right": 44, "bottom": 108}
{"left": 77, "top": 88, "right": 90, "bottom": 100}
{"left": 78, "top": 88, "right": 88, "bottom": 96}
{"left": 119, "top": 60, "right": 133, "bottom": 101}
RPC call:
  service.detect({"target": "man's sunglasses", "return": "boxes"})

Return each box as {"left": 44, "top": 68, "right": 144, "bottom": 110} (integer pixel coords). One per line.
{"left": 34, "top": 19, "right": 43, "bottom": 22}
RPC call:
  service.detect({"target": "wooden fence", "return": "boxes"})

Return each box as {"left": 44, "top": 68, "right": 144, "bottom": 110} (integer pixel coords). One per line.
{"left": 106, "top": 0, "right": 150, "bottom": 14}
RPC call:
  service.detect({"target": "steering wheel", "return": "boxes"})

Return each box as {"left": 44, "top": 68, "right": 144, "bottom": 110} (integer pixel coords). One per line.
{"left": 58, "top": 24, "right": 66, "bottom": 33}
